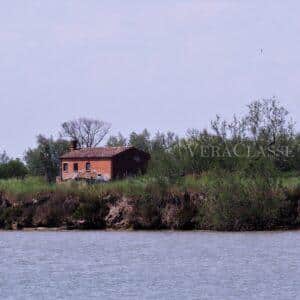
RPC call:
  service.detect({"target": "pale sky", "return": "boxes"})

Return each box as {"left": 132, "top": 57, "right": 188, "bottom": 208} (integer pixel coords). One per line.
{"left": 1, "top": 1, "right": 300, "bottom": 158}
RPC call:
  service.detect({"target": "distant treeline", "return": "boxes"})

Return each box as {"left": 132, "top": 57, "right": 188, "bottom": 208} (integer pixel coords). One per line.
{"left": 1, "top": 97, "right": 300, "bottom": 181}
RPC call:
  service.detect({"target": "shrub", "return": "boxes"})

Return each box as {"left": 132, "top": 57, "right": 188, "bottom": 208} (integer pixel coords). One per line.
{"left": 162, "top": 192, "right": 197, "bottom": 229}
{"left": 73, "top": 197, "right": 108, "bottom": 229}
{"left": 0, "top": 207, "right": 22, "bottom": 229}
{"left": 130, "top": 196, "right": 162, "bottom": 229}
{"left": 0, "top": 174, "right": 299, "bottom": 231}
{"left": 0, "top": 159, "right": 28, "bottom": 179}
{"left": 196, "top": 174, "right": 289, "bottom": 230}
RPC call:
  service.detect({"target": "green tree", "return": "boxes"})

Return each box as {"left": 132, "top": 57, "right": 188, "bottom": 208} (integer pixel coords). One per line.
{"left": 0, "top": 151, "right": 10, "bottom": 164}
{"left": 106, "top": 133, "right": 127, "bottom": 147}
{"left": 151, "top": 131, "right": 179, "bottom": 152}
{"left": 129, "top": 129, "right": 151, "bottom": 152}
{"left": 24, "top": 148, "right": 44, "bottom": 176}
{"left": 211, "top": 98, "right": 294, "bottom": 144}
{"left": 0, "top": 159, "right": 28, "bottom": 179}
{"left": 210, "top": 98, "right": 295, "bottom": 173}
{"left": 24, "top": 135, "right": 69, "bottom": 182}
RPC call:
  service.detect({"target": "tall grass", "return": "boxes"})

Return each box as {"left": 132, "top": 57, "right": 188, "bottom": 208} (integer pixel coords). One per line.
{"left": 1, "top": 172, "right": 297, "bottom": 200}
{"left": 0, "top": 174, "right": 299, "bottom": 230}
{"left": 0, "top": 177, "right": 55, "bottom": 199}
{"left": 197, "top": 175, "right": 287, "bottom": 230}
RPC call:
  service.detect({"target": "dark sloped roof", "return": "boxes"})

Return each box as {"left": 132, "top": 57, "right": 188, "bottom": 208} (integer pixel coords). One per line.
{"left": 61, "top": 146, "right": 133, "bottom": 159}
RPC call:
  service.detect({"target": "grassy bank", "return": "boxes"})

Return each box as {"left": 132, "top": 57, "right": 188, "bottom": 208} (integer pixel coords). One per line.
{"left": 0, "top": 173, "right": 300, "bottom": 231}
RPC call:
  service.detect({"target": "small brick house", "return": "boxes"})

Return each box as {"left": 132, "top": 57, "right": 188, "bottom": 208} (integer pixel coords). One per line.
{"left": 60, "top": 143, "right": 150, "bottom": 181}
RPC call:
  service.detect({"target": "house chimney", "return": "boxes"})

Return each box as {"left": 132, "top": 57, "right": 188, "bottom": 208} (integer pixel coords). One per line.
{"left": 70, "top": 140, "right": 78, "bottom": 151}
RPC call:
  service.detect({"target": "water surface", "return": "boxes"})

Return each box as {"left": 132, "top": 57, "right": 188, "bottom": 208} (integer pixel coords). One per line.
{"left": 0, "top": 231, "right": 299, "bottom": 300}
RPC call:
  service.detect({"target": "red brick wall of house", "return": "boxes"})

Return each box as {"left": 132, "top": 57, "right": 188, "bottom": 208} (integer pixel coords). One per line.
{"left": 61, "top": 159, "right": 112, "bottom": 180}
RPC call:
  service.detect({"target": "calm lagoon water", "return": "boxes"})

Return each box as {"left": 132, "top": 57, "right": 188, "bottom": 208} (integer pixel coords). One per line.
{"left": 0, "top": 231, "right": 299, "bottom": 300}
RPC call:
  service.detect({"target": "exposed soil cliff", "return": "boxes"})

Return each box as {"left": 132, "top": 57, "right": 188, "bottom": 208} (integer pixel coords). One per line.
{"left": 0, "top": 186, "right": 299, "bottom": 231}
